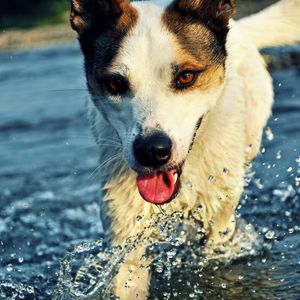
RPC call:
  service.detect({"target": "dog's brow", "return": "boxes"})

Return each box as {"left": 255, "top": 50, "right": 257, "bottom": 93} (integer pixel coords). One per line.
{"left": 106, "top": 63, "right": 129, "bottom": 78}
{"left": 172, "top": 63, "right": 206, "bottom": 73}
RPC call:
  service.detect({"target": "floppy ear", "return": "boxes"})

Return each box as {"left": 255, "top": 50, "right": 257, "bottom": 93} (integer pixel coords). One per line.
{"left": 70, "top": 0, "right": 129, "bottom": 36}
{"left": 171, "top": 0, "right": 236, "bottom": 27}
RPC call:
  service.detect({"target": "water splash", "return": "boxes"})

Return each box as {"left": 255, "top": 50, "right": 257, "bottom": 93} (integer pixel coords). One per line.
{"left": 0, "top": 282, "right": 35, "bottom": 300}
{"left": 53, "top": 211, "right": 263, "bottom": 300}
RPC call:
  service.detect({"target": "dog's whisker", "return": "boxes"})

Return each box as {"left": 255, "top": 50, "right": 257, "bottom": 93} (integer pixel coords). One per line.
{"left": 66, "top": 139, "right": 121, "bottom": 148}
{"left": 97, "top": 144, "right": 122, "bottom": 148}
{"left": 89, "top": 155, "right": 121, "bottom": 181}
{"left": 66, "top": 136, "right": 122, "bottom": 147}
{"left": 96, "top": 141, "right": 122, "bottom": 147}
{"left": 66, "top": 136, "right": 121, "bottom": 146}
{"left": 88, "top": 153, "right": 122, "bottom": 181}
{"left": 94, "top": 137, "right": 122, "bottom": 144}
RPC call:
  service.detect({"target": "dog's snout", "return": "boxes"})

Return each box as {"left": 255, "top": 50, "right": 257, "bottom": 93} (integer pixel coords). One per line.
{"left": 133, "top": 132, "right": 172, "bottom": 168}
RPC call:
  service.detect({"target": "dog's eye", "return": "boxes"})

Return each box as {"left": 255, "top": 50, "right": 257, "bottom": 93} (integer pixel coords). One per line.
{"left": 105, "top": 76, "right": 128, "bottom": 95}
{"left": 175, "top": 71, "right": 198, "bottom": 89}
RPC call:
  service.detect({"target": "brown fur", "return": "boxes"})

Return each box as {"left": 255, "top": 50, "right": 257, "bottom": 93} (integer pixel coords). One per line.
{"left": 163, "top": 0, "right": 236, "bottom": 62}
{"left": 71, "top": 0, "right": 138, "bottom": 56}
{"left": 171, "top": 51, "right": 225, "bottom": 92}
{"left": 163, "top": 5, "right": 227, "bottom": 93}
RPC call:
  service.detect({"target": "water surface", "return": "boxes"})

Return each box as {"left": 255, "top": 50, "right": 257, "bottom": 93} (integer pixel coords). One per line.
{"left": 0, "top": 44, "right": 299, "bottom": 299}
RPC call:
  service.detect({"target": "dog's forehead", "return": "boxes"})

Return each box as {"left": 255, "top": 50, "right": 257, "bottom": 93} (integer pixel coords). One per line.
{"left": 109, "top": 2, "right": 176, "bottom": 76}
{"left": 106, "top": 1, "right": 225, "bottom": 78}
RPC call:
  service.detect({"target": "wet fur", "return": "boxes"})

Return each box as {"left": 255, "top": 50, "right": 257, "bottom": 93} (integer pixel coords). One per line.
{"left": 71, "top": 0, "right": 300, "bottom": 298}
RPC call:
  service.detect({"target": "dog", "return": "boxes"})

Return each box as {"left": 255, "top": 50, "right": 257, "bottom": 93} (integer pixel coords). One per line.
{"left": 70, "top": 0, "right": 300, "bottom": 298}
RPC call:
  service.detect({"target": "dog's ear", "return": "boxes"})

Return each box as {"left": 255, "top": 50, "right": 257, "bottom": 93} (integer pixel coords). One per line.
{"left": 70, "top": 0, "right": 130, "bottom": 35}
{"left": 170, "top": 0, "right": 236, "bottom": 27}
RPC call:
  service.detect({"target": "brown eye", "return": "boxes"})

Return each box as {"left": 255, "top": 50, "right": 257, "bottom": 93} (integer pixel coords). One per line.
{"left": 175, "top": 71, "right": 198, "bottom": 89}
{"left": 105, "top": 75, "right": 128, "bottom": 95}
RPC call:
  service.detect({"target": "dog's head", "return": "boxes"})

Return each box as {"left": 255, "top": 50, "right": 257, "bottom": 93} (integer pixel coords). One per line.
{"left": 71, "top": 0, "right": 236, "bottom": 205}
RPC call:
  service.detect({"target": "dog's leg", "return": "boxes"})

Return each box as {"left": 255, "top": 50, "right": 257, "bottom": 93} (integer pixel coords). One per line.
{"left": 207, "top": 210, "right": 236, "bottom": 246}
{"left": 114, "top": 246, "right": 151, "bottom": 300}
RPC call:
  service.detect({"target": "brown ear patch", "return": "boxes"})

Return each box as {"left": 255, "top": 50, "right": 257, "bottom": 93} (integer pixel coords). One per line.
{"left": 165, "top": 0, "right": 236, "bottom": 47}
{"left": 70, "top": 0, "right": 138, "bottom": 54}
{"left": 162, "top": 9, "right": 227, "bottom": 67}
{"left": 162, "top": 1, "right": 230, "bottom": 93}
{"left": 71, "top": 0, "right": 127, "bottom": 34}
{"left": 171, "top": 0, "right": 236, "bottom": 25}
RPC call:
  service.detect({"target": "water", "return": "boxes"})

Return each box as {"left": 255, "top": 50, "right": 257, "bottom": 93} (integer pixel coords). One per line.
{"left": 0, "top": 43, "right": 300, "bottom": 299}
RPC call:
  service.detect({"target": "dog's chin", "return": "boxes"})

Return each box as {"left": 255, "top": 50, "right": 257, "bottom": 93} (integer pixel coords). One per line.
{"left": 135, "top": 165, "right": 182, "bottom": 205}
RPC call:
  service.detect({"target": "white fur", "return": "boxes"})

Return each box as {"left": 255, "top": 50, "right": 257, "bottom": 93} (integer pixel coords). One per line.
{"left": 95, "top": 3, "right": 225, "bottom": 167}
{"left": 85, "top": 1, "right": 300, "bottom": 298}
{"left": 238, "top": 0, "right": 300, "bottom": 49}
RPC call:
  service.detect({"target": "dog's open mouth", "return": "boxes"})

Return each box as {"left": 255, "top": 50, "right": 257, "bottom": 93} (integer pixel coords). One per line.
{"left": 136, "top": 167, "right": 181, "bottom": 205}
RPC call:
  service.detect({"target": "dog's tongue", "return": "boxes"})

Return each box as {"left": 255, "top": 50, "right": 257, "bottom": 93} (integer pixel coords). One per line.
{"left": 137, "top": 170, "right": 177, "bottom": 204}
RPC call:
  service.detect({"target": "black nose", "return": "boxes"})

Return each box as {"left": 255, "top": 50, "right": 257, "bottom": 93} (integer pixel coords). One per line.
{"left": 133, "top": 132, "right": 172, "bottom": 168}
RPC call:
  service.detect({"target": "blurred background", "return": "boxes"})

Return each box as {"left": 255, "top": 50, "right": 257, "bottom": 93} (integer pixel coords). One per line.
{"left": 0, "top": 0, "right": 69, "bottom": 29}
{"left": 0, "top": 0, "right": 277, "bottom": 51}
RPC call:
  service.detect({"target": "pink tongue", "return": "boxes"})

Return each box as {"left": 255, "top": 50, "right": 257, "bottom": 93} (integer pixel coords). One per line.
{"left": 137, "top": 170, "right": 177, "bottom": 204}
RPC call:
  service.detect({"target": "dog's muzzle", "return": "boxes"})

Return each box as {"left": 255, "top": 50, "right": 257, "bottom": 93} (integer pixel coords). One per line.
{"left": 133, "top": 131, "right": 172, "bottom": 169}
{"left": 133, "top": 131, "right": 181, "bottom": 205}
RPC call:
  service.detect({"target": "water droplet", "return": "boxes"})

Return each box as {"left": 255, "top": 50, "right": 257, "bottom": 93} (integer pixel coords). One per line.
{"left": 246, "top": 144, "right": 253, "bottom": 153}
{"left": 186, "top": 180, "right": 193, "bottom": 189}
{"left": 208, "top": 175, "right": 214, "bottom": 182}
{"left": 254, "top": 178, "right": 264, "bottom": 190}
{"left": 18, "top": 257, "right": 24, "bottom": 263}
{"left": 265, "top": 127, "right": 274, "bottom": 141}
{"left": 167, "top": 249, "right": 176, "bottom": 259}
{"left": 223, "top": 168, "right": 229, "bottom": 174}
{"left": 287, "top": 167, "right": 293, "bottom": 173}
{"left": 285, "top": 211, "right": 291, "bottom": 217}
{"left": 155, "top": 263, "right": 164, "bottom": 273}
{"left": 244, "top": 226, "right": 253, "bottom": 236}
{"left": 26, "top": 286, "right": 34, "bottom": 294}
{"left": 265, "top": 230, "right": 276, "bottom": 240}
{"left": 261, "top": 147, "right": 266, "bottom": 154}
{"left": 221, "top": 283, "right": 227, "bottom": 289}
{"left": 278, "top": 82, "right": 282, "bottom": 87}
{"left": 136, "top": 215, "right": 143, "bottom": 222}
{"left": 197, "top": 205, "right": 203, "bottom": 213}
{"left": 6, "top": 264, "right": 13, "bottom": 272}
{"left": 189, "top": 292, "right": 195, "bottom": 298}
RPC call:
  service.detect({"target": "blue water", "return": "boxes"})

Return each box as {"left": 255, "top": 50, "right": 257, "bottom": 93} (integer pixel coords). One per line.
{"left": 0, "top": 44, "right": 299, "bottom": 299}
